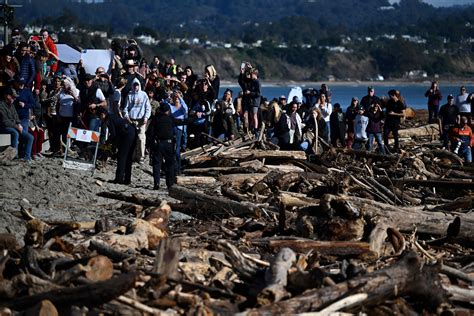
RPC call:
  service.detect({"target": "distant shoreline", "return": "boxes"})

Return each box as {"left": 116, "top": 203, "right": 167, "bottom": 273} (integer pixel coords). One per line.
{"left": 221, "top": 80, "right": 474, "bottom": 88}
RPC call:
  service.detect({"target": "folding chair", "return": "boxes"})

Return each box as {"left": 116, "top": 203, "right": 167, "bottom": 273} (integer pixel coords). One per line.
{"left": 63, "top": 123, "right": 101, "bottom": 175}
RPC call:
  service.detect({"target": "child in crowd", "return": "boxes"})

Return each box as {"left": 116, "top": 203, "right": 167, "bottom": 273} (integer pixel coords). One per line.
{"left": 352, "top": 107, "right": 368, "bottom": 150}
{"left": 329, "top": 103, "right": 346, "bottom": 147}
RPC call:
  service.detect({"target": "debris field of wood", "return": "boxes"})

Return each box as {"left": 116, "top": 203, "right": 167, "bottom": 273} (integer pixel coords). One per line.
{"left": 0, "top": 115, "right": 473, "bottom": 315}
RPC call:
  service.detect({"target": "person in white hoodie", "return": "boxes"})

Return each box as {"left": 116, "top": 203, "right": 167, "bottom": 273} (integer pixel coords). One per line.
{"left": 314, "top": 93, "right": 332, "bottom": 142}
{"left": 352, "top": 107, "right": 369, "bottom": 150}
{"left": 123, "top": 78, "right": 151, "bottom": 163}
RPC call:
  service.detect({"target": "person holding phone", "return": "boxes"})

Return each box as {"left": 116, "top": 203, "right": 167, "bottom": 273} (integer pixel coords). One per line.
{"left": 425, "top": 81, "right": 442, "bottom": 123}
{"left": 366, "top": 102, "right": 385, "bottom": 154}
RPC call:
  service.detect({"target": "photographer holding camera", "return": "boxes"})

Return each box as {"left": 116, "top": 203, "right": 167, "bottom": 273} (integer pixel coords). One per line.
{"left": 366, "top": 102, "right": 385, "bottom": 155}
{"left": 450, "top": 116, "right": 473, "bottom": 163}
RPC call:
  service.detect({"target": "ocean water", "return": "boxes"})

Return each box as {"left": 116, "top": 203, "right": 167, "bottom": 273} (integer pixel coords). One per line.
{"left": 221, "top": 83, "right": 474, "bottom": 110}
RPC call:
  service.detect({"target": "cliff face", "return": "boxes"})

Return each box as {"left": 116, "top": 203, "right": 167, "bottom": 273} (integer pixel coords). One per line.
{"left": 148, "top": 47, "right": 473, "bottom": 81}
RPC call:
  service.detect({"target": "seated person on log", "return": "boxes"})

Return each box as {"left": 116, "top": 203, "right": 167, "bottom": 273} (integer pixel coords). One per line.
{"left": 450, "top": 116, "right": 473, "bottom": 163}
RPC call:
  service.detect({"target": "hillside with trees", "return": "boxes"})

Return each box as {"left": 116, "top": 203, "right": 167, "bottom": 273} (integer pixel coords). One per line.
{"left": 9, "top": 0, "right": 474, "bottom": 80}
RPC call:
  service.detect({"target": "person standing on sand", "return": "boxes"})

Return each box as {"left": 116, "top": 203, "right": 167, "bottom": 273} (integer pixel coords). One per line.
{"left": 319, "top": 84, "right": 332, "bottom": 103}
{"left": 352, "top": 107, "right": 368, "bottom": 151}
{"left": 360, "top": 86, "right": 380, "bottom": 112}
{"left": 455, "top": 86, "right": 470, "bottom": 122}
{"left": 123, "top": 79, "right": 151, "bottom": 163}
{"left": 425, "top": 81, "right": 443, "bottom": 123}
{"left": 438, "top": 94, "right": 459, "bottom": 150}
{"left": 329, "top": 103, "right": 346, "bottom": 148}
{"left": 108, "top": 103, "right": 136, "bottom": 185}
{"left": 345, "top": 97, "right": 359, "bottom": 149}
{"left": 383, "top": 89, "right": 406, "bottom": 154}
{"left": 314, "top": 93, "right": 331, "bottom": 143}
{"left": 366, "top": 102, "right": 385, "bottom": 155}
{"left": 238, "top": 65, "right": 261, "bottom": 136}
{"left": 148, "top": 102, "right": 176, "bottom": 190}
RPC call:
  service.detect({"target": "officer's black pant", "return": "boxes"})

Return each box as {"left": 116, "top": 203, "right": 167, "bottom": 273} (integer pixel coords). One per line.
{"left": 115, "top": 126, "right": 136, "bottom": 184}
{"left": 152, "top": 142, "right": 176, "bottom": 189}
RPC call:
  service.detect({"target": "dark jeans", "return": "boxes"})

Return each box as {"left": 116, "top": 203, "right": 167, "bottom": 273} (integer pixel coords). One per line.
{"left": 59, "top": 116, "right": 74, "bottom": 146}
{"left": 0, "top": 126, "right": 33, "bottom": 160}
{"left": 45, "top": 114, "right": 61, "bottom": 152}
{"left": 368, "top": 132, "right": 385, "bottom": 154}
{"left": 152, "top": 141, "right": 176, "bottom": 189}
{"left": 441, "top": 125, "right": 454, "bottom": 149}
{"left": 384, "top": 123, "right": 400, "bottom": 152}
{"left": 174, "top": 127, "right": 183, "bottom": 175}
{"left": 115, "top": 125, "right": 136, "bottom": 184}
{"left": 428, "top": 104, "right": 439, "bottom": 123}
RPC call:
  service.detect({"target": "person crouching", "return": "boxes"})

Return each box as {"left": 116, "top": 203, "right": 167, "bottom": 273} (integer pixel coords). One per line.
{"left": 450, "top": 116, "right": 473, "bottom": 163}
{"left": 148, "top": 102, "right": 176, "bottom": 190}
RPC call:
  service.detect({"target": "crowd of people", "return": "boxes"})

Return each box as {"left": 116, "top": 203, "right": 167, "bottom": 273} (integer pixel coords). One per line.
{"left": 1, "top": 29, "right": 474, "bottom": 189}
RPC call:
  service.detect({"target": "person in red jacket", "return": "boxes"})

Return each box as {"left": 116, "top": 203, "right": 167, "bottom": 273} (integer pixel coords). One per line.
{"left": 40, "top": 29, "right": 58, "bottom": 73}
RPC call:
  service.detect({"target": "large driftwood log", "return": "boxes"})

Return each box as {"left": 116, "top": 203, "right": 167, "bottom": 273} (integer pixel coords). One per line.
{"left": 218, "top": 173, "right": 268, "bottom": 187}
{"left": 250, "top": 237, "right": 375, "bottom": 257}
{"left": 181, "top": 144, "right": 219, "bottom": 159}
{"left": 257, "top": 248, "right": 296, "bottom": 306}
{"left": 334, "top": 148, "right": 398, "bottom": 161}
{"left": 168, "top": 185, "right": 262, "bottom": 217}
{"left": 397, "top": 123, "right": 439, "bottom": 138}
{"left": 0, "top": 274, "right": 62, "bottom": 299}
{"left": 392, "top": 178, "right": 474, "bottom": 189}
{"left": 97, "top": 191, "right": 162, "bottom": 207}
{"left": 265, "top": 165, "right": 305, "bottom": 173}
{"left": 183, "top": 166, "right": 263, "bottom": 176}
{"left": 245, "top": 252, "right": 449, "bottom": 314}
{"left": 323, "top": 194, "right": 474, "bottom": 244}
{"left": 8, "top": 272, "right": 137, "bottom": 311}
{"left": 88, "top": 240, "right": 133, "bottom": 262}
{"left": 279, "top": 192, "right": 320, "bottom": 208}
{"left": 176, "top": 176, "right": 217, "bottom": 186}
{"left": 88, "top": 218, "right": 167, "bottom": 251}
{"left": 218, "top": 150, "right": 306, "bottom": 160}
{"left": 430, "top": 149, "right": 464, "bottom": 165}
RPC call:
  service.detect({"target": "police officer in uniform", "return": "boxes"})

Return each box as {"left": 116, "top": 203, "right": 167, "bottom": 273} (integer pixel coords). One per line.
{"left": 148, "top": 102, "right": 176, "bottom": 190}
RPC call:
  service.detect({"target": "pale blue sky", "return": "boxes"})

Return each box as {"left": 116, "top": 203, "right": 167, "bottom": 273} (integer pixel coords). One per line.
{"left": 425, "top": 0, "right": 474, "bottom": 5}
{"left": 389, "top": 0, "right": 473, "bottom": 5}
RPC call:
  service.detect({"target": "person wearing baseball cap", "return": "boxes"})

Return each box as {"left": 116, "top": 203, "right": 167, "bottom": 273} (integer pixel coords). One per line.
{"left": 438, "top": 94, "right": 459, "bottom": 150}
{"left": 360, "top": 86, "right": 380, "bottom": 112}
{"left": 0, "top": 87, "right": 34, "bottom": 162}
{"left": 278, "top": 95, "right": 287, "bottom": 109}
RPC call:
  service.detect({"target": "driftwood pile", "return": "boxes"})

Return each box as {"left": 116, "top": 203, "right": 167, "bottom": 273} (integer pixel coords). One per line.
{"left": 1, "top": 123, "right": 474, "bottom": 315}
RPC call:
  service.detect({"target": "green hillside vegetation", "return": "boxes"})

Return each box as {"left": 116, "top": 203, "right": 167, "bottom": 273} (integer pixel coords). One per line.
{"left": 9, "top": 0, "right": 474, "bottom": 80}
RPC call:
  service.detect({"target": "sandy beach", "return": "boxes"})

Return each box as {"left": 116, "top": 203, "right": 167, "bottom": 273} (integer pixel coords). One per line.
{"left": 0, "top": 156, "right": 171, "bottom": 246}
